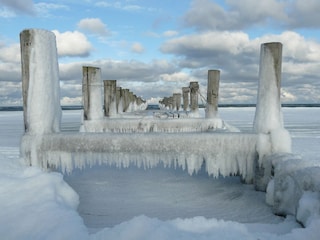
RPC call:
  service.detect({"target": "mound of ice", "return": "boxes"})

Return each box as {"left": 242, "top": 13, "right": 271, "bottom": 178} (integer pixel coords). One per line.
{"left": 0, "top": 155, "right": 88, "bottom": 240}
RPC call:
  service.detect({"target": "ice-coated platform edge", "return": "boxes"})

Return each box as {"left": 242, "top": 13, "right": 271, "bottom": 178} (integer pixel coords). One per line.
{"left": 21, "top": 132, "right": 258, "bottom": 183}
{"left": 80, "top": 117, "right": 236, "bottom": 133}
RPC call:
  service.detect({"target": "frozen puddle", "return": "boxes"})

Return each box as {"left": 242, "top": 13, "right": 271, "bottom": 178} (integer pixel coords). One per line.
{"left": 64, "top": 163, "right": 284, "bottom": 232}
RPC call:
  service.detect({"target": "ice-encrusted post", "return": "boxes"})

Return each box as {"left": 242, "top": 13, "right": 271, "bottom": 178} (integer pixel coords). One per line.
{"left": 129, "top": 92, "right": 135, "bottom": 111}
{"left": 182, "top": 87, "right": 190, "bottom": 111}
{"left": 122, "top": 89, "right": 130, "bottom": 112}
{"left": 172, "top": 94, "right": 177, "bottom": 111}
{"left": 253, "top": 42, "right": 291, "bottom": 191}
{"left": 160, "top": 97, "right": 168, "bottom": 109}
{"left": 189, "top": 82, "right": 199, "bottom": 115}
{"left": 82, "top": 66, "right": 103, "bottom": 121}
{"left": 168, "top": 96, "right": 174, "bottom": 110}
{"left": 104, "top": 80, "right": 117, "bottom": 117}
{"left": 116, "top": 87, "right": 122, "bottom": 113}
{"left": 254, "top": 42, "right": 283, "bottom": 133}
{"left": 205, "top": 70, "right": 220, "bottom": 118}
{"left": 20, "top": 29, "right": 61, "bottom": 134}
{"left": 173, "top": 93, "right": 182, "bottom": 111}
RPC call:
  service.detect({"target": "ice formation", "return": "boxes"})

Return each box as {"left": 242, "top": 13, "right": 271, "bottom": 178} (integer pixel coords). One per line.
{"left": 254, "top": 43, "right": 283, "bottom": 134}
{"left": 20, "top": 29, "right": 61, "bottom": 134}
{"left": 80, "top": 117, "right": 233, "bottom": 133}
{"left": 263, "top": 153, "right": 320, "bottom": 226}
{"left": 21, "top": 132, "right": 258, "bottom": 182}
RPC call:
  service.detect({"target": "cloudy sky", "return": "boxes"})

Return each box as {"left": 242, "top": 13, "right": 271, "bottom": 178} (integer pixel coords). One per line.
{"left": 1, "top": 0, "right": 320, "bottom": 105}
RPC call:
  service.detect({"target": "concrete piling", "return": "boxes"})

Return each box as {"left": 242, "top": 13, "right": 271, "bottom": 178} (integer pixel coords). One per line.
{"left": 122, "top": 89, "right": 130, "bottom": 112}
{"left": 253, "top": 42, "right": 287, "bottom": 192}
{"left": 173, "top": 93, "right": 182, "bottom": 111}
{"left": 20, "top": 29, "right": 61, "bottom": 134}
{"left": 82, "top": 66, "right": 104, "bottom": 120}
{"left": 205, "top": 70, "right": 220, "bottom": 118}
{"left": 116, "top": 87, "right": 122, "bottom": 113}
{"left": 254, "top": 42, "right": 283, "bottom": 133}
{"left": 189, "top": 82, "right": 199, "bottom": 114}
{"left": 182, "top": 87, "right": 190, "bottom": 111}
{"left": 104, "top": 80, "right": 117, "bottom": 117}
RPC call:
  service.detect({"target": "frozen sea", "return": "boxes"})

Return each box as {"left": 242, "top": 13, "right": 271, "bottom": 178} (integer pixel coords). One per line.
{"left": 0, "top": 107, "right": 319, "bottom": 239}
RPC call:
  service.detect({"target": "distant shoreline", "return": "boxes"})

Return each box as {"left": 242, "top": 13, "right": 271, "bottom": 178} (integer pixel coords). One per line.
{"left": 1, "top": 104, "right": 320, "bottom": 111}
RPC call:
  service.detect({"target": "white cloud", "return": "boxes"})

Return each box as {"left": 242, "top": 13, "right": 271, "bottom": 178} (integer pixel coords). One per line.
{"left": 281, "top": 89, "right": 297, "bottom": 102}
{"left": 183, "top": 0, "right": 320, "bottom": 31}
{"left": 77, "top": 18, "right": 111, "bottom": 37}
{"left": 0, "top": 43, "right": 20, "bottom": 63}
{"left": 159, "top": 29, "right": 320, "bottom": 103}
{"left": 161, "top": 31, "right": 250, "bottom": 56}
{"left": 34, "top": 2, "right": 68, "bottom": 17}
{"left": 131, "top": 42, "right": 144, "bottom": 53}
{"left": 250, "top": 31, "right": 320, "bottom": 62}
{"left": 0, "top": 0, "right": 34, "bottom": 15}
{"left": 0, "top": 42, "right": 21, "bottom": 83}
{"left": 285, "top": 0, "right": 320, "bottom": 28}
{"left": 52, "top": 30, "right": 92, "bottom": 57}
{"left": 0, "top": 81, "right": 22, "bottom": 105}
{"left": 60, "top": 96, "right": 82, "bottom": 106}
{"left": 0, "top": 7, "right": 16, "bottom": 18}
{"left": 94, "top": 1, "right": 155, "bottom": 12}
{"left": 160, "top": 72, "right": 197, "bottom": 83}
{"left": 163, "top": 30, "right": 179, "bottom": 38}
{"left": 226, "top": 0, "right": 287, "bottom": 23}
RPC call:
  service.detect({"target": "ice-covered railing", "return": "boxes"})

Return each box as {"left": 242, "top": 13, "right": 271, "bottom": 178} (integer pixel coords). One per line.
{"left": 21, "top": 132, "right": 258, "bottom": 182}
{"left": 80, "top": 117, "right": 238, "bottom": 133}
{"left": 19, "top": 29, "right": 291, "bottom": 189}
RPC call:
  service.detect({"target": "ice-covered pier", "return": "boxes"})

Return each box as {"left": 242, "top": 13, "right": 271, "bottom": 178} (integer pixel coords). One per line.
{"left": 20, "top": 29, "right": 289, "bottom": 186}
{"left": 18, "top": 28, "right": 320, "bottom": 229}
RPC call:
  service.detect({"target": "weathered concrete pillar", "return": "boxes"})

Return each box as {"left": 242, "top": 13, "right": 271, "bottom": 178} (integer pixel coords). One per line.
{"left": 120, "top": 88, "right": 126, "bottom": 112}
{"left": 20, "top": 29, "right": 61, "bottom": 134}
{"left": 82, "top": 66, "right": 103, "bottom": 120}
{"left": 182, "top": 87, "right": 190, "bottom": 111}
{"left": 127, "top": 91, "right": 134, "bottom": 112}
{"left": 205, "top": 70, "right": 220, "bottom": 118}
{"left": 254, "top": 42, "right": 283, "bottom": 133}
{"left": 173, "top": 93, "right": 182, "bottom": 111}
{"left": 116, "top": 87, "right": 122, "bottom": 113}
{"left": 122, "top": 89, "right": 130, "bottom": 112}
{"left": 253, "top": 42, "right": 290, "bottom": 192}
{"left": 172, "top": 94, "right": 177, "bottom": 111}
{"left": 104, "top": 80, "right": 117, "bottom": 117}
{"left": 169, "top": 96, "right": 175, "bottom": 110}
{"left": 189, "top": 82, "right": 199, "bottom": 114}
{"left": 136, "top": 97, "right": 143, "bottom": 106}
{"left": 160, "top": 97, "right": 167, "bottom": 109}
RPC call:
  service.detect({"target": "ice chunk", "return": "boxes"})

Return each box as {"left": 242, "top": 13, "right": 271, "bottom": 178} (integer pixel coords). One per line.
{"left": 296, "top": 191, "right": 320, "bottom": 227}
{"left": 272, "top": 154, "right": 320, "bottom": 217}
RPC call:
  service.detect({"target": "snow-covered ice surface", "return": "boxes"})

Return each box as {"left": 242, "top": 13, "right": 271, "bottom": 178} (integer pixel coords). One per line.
{"left": 0, "top": 107, "right": 320, "bottom": 239}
